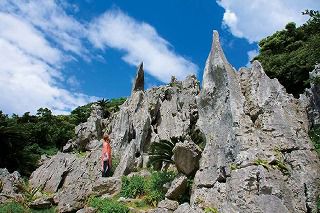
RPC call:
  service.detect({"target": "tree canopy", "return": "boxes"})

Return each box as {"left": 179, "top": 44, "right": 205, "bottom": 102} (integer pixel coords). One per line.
{"left": 254, "top": 10, "right": 320, "bottom": 97}
{"left": 0, "top": 97, "right": 126, "bottom": 176}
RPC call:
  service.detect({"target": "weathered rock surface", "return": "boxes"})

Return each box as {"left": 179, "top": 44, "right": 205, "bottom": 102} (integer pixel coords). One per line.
{"left": 304, "top": 64, "right": 320, "bottom": 127}
{"left": 165, "top": 174, "right": 188, "bottom": 200}
{"left": 110, "top": 64, "right": 200, "bottom": 176}
{"left": 0, "top": 168, "right": 23, "bottom": 203}
{"left": 74, "top": 104, "right": 104, "bottom": 151}
{"left": 29, "top": 197, "right": 53, "bottom": 209}
{"left": 173, "top": 141, "right": 201, "bottom": 175}
{"left": 191, "top": 31, "right": 320, "bottom": 213}
{"left": 27, "top": 30, "right": 320, "bottom": 213}
{"left": 30, "top": 150, "right": 101, "bottom": 212}
{"left": 158, "top": 199, "right": 179, "bottom": 211}
{"left": 173, "top": 203, "right": 202, "bottom": 213}
{"left": 132, "top": 62, "right": 144, "bottom": 92}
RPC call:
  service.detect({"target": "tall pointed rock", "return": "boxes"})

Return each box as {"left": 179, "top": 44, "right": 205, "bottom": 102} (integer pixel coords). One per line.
{"left": 201, "top": 30, "right": 238, "bottom": 95}
{"left": 132, "top": 62, "right": 144, "bottom": 93}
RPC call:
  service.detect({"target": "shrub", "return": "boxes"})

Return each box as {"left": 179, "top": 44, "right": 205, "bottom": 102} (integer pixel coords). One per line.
{"left": 144, "top": 171, "right": 175, "bottom": 206}
{"left": 309, "top": 125, "right": 320, "bottom": 155}
{"left": 0, "top": 201, "right": 27, "bottom": 213}
{"left": 120, "top": 175, "right": 146, "bottom": 198}
{"left": 88, "top": 197, "right": 129, "bottom": 213}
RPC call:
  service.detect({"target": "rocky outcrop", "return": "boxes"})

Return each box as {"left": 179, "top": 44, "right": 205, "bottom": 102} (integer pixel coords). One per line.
{"left": 192, "top": 31, "right": 320, "bottom": 213}
{"left": 132, "top": 62, "right": 144, "bottom": 92}
{"left": 110, "top": 64, "right": 200, "bottom": 176}
{"left": 63, "top": 104, "right": 104, "bottom": 152}
{"left": 173, "top": 140, "right": 201, "bottom": 175}
{"left": 165, "top": 174, "right": 188, "bottom": 200}
{"left": 0, "top": 169, "right": 23, "bottom": 203}
{"left": 304, "top": 64, "right": 320, "bottom": 127}
{"left": 27, "top": 30, "right": 320, "bottom": 213}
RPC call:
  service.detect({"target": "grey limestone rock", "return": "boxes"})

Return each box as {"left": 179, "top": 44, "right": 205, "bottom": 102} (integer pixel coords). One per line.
{"left": 191, "top": 31, "right": 320, "bottom": 213}
{"left": 305, "top": 64, "right": 320, "bottom": 127}
{"left": 158, "top": 199, "right": 179, "bottom": 211}
{"left": 132, "top": 62, "right": 144, "bottom": 92}
{"left": 76, "top": 207, "right": 97, "bottom": 213}
{"left": 0, "top": 168, "right": 23, "bottom": 203}
{"left": 75, "top": 104, "right": 104, "bottom": 151}
{"left": 165, "top": 174, "right": 188, "bottom": 200}
{"left": 173, "top": 141, "right": 201, "bottom": 175}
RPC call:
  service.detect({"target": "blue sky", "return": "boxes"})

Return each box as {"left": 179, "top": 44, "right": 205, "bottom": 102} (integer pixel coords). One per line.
{"left": 0, "top": 0, "right": 319, "bottom": 115}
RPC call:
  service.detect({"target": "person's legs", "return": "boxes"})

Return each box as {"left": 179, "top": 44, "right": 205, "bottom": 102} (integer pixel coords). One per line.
{"left": 102, "top": 160, "right": 108, "bottom": 177}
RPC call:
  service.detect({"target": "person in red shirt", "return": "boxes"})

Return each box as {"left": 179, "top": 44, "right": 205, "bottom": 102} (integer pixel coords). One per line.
{"left": 101, "top": 133, "right": 112, "bottom": 177}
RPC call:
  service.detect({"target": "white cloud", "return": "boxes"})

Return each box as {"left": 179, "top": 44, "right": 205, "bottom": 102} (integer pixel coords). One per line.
{"left": 0, "top": 2, "right": 198, "bottom": 115}
{"left": 88, "top": 9, "right": 198, "bottom": 83}
{"left": 1, "top": 0, "right": 88, "bottom": 59}
{"left": 246, "top": 49, "right": 259, "bottom": 67}
{"left": 217, "top": 0, "right": 320, "bottom": 43}
{"left": 0, "top": 1, "right": 96, "bottom": 115}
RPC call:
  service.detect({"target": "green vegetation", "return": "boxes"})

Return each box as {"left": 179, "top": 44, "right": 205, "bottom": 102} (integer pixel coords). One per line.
{"left": 254, "top": 10, "right": 320, "bottom": 96}
{"left": 254, "top": 158, "right": 290, "bottom": 176}
{"left": 309, "top": 125, "right": 320, "bottom": 155}
{"left": 144, "top": 171, "right": 176, "bottom": 206}
{"left": 148, "top": 138, "right": 178, "bottom": 167}
{"left": 253, "top": 158, "right": 270, "bottom": 170}
{"left": 120, "top": 175, "right": 145, "bottom": 198}
{"left": 0, "top": 201, "right": 26, "bottom": 213}
{"left": 0, "top": 98, "right": 126, "bottom": 177}
{"left": 119, "top": 171, "right": 176, "bottom": 207}
{"left": 204, "top": 207, "right": 219, "bottom": 213}
{"left": 88, "top": 197, "right": 129, "bottom": 213}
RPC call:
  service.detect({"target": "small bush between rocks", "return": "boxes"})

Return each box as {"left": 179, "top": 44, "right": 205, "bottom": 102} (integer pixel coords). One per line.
{"left": 0, "top": 201, "right": 26, "bottom": 213}
{"left": 120, "top": 171, "right": 176, "bottom": 207}
{"left": 88, "top": 197, "right": 129, "bottom": 213}
{"left": 120, "top": 175, "right": 145, "bottom": 198}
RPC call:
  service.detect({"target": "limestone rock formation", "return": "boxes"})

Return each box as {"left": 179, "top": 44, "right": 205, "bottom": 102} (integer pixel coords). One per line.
{"left": 70, "top": 104, "right": 104, "bottom": 151}
{"left": 132, "top": 62, "right": 144, "bottom": 92}
{"left": 26, "top": 30, "right": 320, "bottom": 213}
{"left": 0, "top": 169, "right": 23, "bottom": 203}
{"left": 110, "top": 67, "right": 200, "bottom": 176}
{"left": 173, "top": 140, "right": 201, "bottom": 175}
{"left": 192, "top": 31, "right": 320, "bottom": 213}
{"left": 305, "top": 64, "right": 320, "bottom": 127}
{"left": 165, "top": 174, "right": 188, "bottom": 200}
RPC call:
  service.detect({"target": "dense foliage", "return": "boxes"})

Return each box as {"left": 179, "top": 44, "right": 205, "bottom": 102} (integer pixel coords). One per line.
{"left": 120, "top": 171, "right": 176, "bottom": 206}
{"left": 0, "top": 98, "right": 126, "bottom": 177}
{"left": 309, "top": 125, "right": 320, "bottom": 155}
{"left": 254, "top": 10, "right": 320, "bottom": 96}
{"left": 88, "top": 197, "right": 129, "bottom": 213}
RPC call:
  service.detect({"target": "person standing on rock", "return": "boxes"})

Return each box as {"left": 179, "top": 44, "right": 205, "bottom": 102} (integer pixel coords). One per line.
{"left": 101, "top": 133, "right": 112, "bottom": 177}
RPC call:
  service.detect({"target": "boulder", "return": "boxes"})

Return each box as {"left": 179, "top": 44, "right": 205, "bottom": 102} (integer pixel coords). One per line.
{"left": 0, "top": 168, "right": 23, "bottom": 203}
{"left": 29, "top": 197, "right": 53, "bottom": 209}
{"left": 165, "top": 174, "right": 188, "bottom": 200}
{"left": 92, "top": 177, "right": 121, "bottom": 197}
{"left": 75, "top": 104, "right": 104, "bottom": 150}
{"left": 76, "top": 207, "right": 97, "bottom": 213}
{"left": 158, "top": 199, "right": 179, "bottom": 211}
{"left": 173, "top": 141, "right": 201, "bottom": 175}
{"left": 173, "top": 203, "right": 202, "bottom": 213}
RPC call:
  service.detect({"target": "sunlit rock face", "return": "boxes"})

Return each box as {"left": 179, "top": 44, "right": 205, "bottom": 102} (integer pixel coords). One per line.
{"left": 192, "top": 31, "right": 320, "bottom": 213}
{"left": 29, "top": 31, "right": 320, "bottom": 213}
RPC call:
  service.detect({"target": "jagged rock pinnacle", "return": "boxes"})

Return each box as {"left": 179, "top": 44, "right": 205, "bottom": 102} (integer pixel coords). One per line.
{"left": 202, "top": 30, "right": 234, "bottom": 92}
{"left": 132, "top": 62, "right": 144, "bottom": 93}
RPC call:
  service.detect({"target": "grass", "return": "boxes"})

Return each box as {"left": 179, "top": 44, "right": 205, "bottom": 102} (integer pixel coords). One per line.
{"left": 88, "top": 197, "right": 129, "bottom": 213}
{"left": 119, "top": 171, "right": 176, "bottom": 207}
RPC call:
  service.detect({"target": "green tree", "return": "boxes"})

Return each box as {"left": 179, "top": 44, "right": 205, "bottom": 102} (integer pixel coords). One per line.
{"left": 254, "top": 10, "right": 320, "bottom": 96}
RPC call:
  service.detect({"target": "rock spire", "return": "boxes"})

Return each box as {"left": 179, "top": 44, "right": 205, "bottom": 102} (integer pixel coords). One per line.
{"left": 132, "top": 62, "right": 144, "bottom": 93}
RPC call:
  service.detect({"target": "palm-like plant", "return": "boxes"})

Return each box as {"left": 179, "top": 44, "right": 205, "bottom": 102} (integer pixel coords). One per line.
{"left": 148, "top": 137, "right": 180, "bottom": 167}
